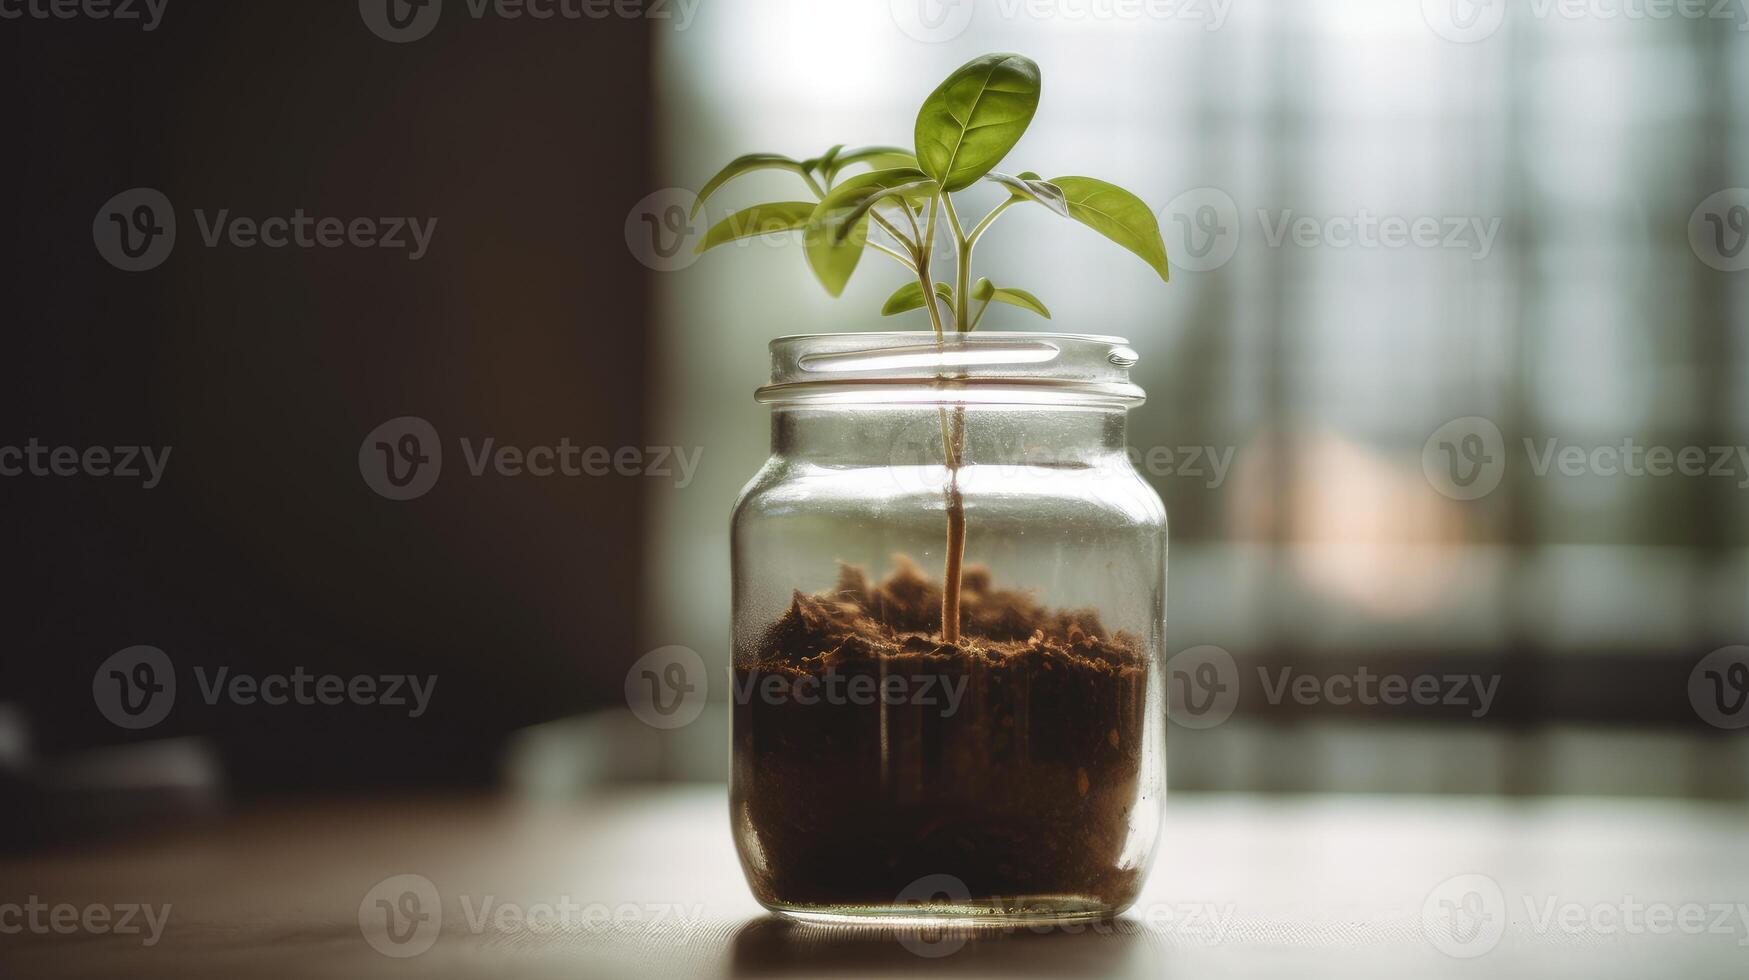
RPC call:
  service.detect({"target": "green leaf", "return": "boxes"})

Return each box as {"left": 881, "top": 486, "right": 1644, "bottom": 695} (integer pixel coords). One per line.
{"left": 823, "top": 146, "right": 918, "bottom": 182}
{"left": 804, "top": 213, "right": 868, "bottom": 297}
{"left": 692, "top": 153, "right": 810, "bottom": 218}
{"left": 809, "top": 168, "right": 938, "bottom": 244}
{"left": 801, "top": 144, "right": 845, "bottom": 174}
{"left": 694, "top": 202, "right": 815, "bottom": 254}
{"left": 914, "top": 53, "right": 1042, "bottom": 192}
{"left": 972, "top": 277, "right": 1050, "bottom": 319}
{"left": 1050, "top": 176, "right": 1169, "bottom": 281}
{"left": 881, "top": 281, "right": 955, "bottom": 316}
{"left": 984, "top": 171, "right": 1067, "bottom": 217}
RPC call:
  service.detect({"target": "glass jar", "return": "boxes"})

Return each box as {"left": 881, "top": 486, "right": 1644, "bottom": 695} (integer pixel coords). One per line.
{"left": 729, "top": 331, "right": 1167, "bottom": 924}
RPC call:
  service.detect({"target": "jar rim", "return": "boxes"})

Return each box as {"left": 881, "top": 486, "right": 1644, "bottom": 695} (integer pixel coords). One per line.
{"left": 756, "top": 331, "right": 1146, "bottom": 408}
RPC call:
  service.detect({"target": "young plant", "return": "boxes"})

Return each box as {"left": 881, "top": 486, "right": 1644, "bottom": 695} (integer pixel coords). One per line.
{"left": 694, "top": 52, "right": 1170, "bottom": 644}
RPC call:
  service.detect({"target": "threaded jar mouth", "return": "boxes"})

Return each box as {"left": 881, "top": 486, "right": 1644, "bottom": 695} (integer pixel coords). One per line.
{"left": 755, "top": 332, "right": 1146, "bottom": 408}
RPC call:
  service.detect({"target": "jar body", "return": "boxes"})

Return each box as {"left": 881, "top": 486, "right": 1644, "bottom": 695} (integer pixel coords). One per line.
{"left": 729, "top": 341, "right": 1167, "bottom": 923}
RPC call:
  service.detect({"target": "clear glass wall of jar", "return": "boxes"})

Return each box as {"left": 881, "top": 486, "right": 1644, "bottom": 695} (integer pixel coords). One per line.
{"left": 730, "top": 332, "right": 1167, "bottom": 924}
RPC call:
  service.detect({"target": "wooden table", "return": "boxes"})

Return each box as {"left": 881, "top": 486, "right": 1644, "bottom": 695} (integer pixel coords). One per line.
{"left": 3, "top": 787, "right": 1745, "bottom": 978}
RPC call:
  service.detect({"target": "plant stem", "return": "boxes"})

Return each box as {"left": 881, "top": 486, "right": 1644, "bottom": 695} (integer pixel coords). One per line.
{"left": 929, "top": 193, "right": 971, "bottom": 645}
{"left": 966, "top": 198, "right": 1016, "bottom": 247}
{"left": 941, "top": 194, "right": 971, "bottom": 332}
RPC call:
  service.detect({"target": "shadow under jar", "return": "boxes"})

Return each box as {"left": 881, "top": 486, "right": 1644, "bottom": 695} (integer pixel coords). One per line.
{"left": 730, "top": 332, "right": 1167, "bottom": 925}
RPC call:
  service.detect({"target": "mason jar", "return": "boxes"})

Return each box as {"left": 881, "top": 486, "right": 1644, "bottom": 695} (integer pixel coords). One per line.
{"left": 729, "top": 331, "right": 1167, "bottom": 924}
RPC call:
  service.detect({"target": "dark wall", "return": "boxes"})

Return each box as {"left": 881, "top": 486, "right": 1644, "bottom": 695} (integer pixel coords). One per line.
{"left": 2, "top": 0, "right": 654, "bottom": 792}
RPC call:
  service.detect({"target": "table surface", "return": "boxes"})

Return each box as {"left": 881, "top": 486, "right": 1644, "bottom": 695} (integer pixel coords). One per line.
{"left": 2, "top": 787, "right": 1746, "bottom": 979}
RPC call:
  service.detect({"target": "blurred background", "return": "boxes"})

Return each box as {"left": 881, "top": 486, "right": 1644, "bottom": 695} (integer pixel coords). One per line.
{"left": 3, "top": 0, "right": 1746, "bottom": 844}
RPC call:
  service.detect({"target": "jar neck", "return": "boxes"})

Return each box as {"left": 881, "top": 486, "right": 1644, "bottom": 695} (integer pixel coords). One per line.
{"left": 772, "top": 406, "right": 1131, "bottom": 467}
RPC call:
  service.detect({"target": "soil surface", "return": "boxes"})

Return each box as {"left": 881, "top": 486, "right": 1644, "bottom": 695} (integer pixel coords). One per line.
{"left": 732, "top": 558, "right": 1153, "bottom": 913}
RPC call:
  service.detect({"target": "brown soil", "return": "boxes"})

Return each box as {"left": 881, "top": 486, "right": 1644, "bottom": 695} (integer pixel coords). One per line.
{"left": 732, "top": 558, "right": 1152, "bottom": 914}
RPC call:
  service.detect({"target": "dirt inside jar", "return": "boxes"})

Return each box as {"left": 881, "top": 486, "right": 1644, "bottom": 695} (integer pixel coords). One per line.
{"left": 732, "top": 557, "right": 1151, "bottom": 914}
